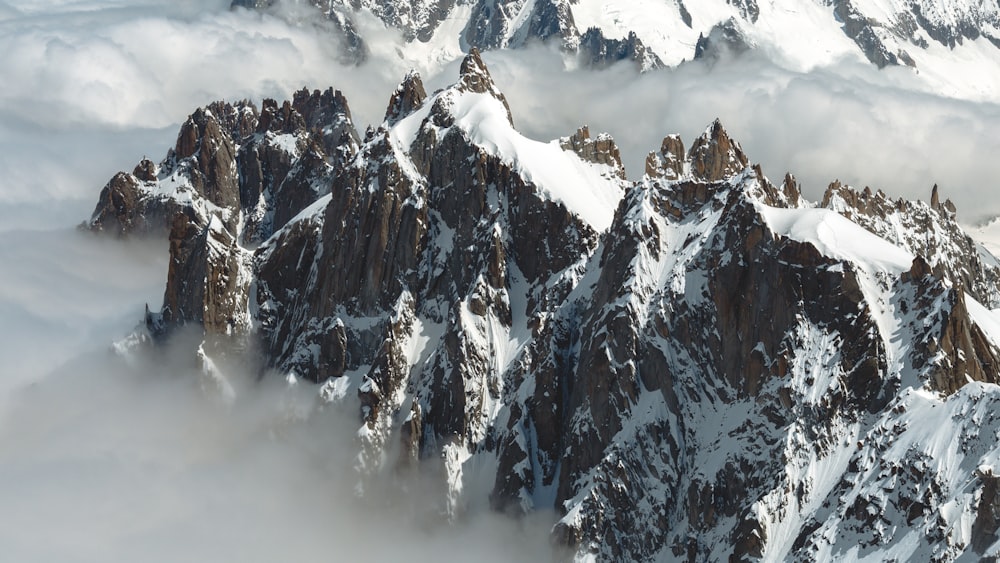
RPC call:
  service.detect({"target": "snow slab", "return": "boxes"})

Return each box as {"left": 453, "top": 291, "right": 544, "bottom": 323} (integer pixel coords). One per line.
{"left": 446, "top": 92, "right": 623, "bottom": 231}
{"left": 758, "top": 204, "right": 913, "bottom": 274}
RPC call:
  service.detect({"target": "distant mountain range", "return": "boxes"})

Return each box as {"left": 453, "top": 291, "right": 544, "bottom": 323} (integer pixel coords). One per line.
{"left": 232, "top": 0, "right": 1000, "bottom": 89}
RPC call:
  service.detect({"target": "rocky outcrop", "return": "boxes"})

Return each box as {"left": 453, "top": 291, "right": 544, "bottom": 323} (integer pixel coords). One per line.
{"left": 578, "top": 28, "right": 664, "bottom": 70}
{"left": 89, "top": 172, "right": 158, "bottom": 236}
{"left": 694, "top": 17, "right": 753, "bottom": 62}
{"left": 90, "top": 85, "right": 360, "bottom": 361}
{"left": 559, "top": 126, "right": 626, "bottom": 178}
{"left": 644, "top": 134, "right": 685, "bottom": 180}
{"left": 462, "top": 0, "right": 574, "bottom": 50}
{"left": 688, "top": 118, "right": 749, "bottom": 182}
{"left": 456, "top": 48, "right": 514, "bottom": 124}
{"left": 973, "top": 469, "right": 1000, "bottom": 554}
{"left": 822, "top": 181, "right": 1000, "bottom": 307}
{"left": 160, "top": 212, "right": 251, "bottom": 342}
{"left": 385, "top": 71, "right": 427, "bottom": 124}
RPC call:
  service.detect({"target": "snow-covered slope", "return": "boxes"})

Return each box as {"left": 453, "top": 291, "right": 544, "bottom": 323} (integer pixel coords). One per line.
{"left": 236, "top": 0, "right": 1000, "bottom": 100}
{"left": 90, "top": 51, "right": 1000, "bottom": 561}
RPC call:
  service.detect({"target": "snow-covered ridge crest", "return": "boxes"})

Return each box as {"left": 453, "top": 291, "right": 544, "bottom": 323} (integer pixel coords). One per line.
{"left": 386, "top": 48, "right": 626, "bottom": 232}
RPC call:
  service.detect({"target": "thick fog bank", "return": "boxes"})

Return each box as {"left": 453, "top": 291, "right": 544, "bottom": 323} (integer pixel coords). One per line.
{"left": 0, "top": 344, "right": 557, "bottom": 562}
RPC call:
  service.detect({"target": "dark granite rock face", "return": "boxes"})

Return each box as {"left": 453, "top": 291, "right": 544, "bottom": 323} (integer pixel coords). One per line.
{"left": 384, "top": 71, "right": 427, "bottom": 124}
{"left": 578, "top": 28, "right": 664, "bottom": 69}
{"left": 694, "top": 17, "right": 753, "bottom": 62}
{"left": 833, "top": 0, "right": 900, "bottom": 68}
{"left": 89, "top": 86, "right": 360, "bottom": 351}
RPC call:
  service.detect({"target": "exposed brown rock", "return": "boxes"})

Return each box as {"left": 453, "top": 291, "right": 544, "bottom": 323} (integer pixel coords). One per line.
{"left": 458, "top": 48, "right": 514, "bottom": 125}
{"left": 385, "top": 71, "right": 427, "bottom": 124}
{"left": 902, "top": 255, "right": 934, "bottom": 283}
{"left": 133, "top": 159, "right": 157, "bottom": 182}
{"left": 559, "top": 126, "right": 626, "bottom": 179}
{"left": 645, "top": 134, "right": 686, "bottom": 180}
{"left": 781, "top": 172, "right": 801, "bottom": 204}
{"left": 973, "top": 471, "right": 1000, "bottom": 554}
{"left": 89, "top": 173, "right": 144, "bottom": 236}
{"left": 161, "top": 212, "right": 249, "bottom": 338}
{"left": 688, "top": 119, "right": 748, "bottom": 182}
{"left": 398, "top": 402, "right": 423, "bottom": 469}
{"left": 928, "top": 287, "right": 1000, "bottom": 395}
{"left": 161, "top": 212, "right": 207, "bottom": 327}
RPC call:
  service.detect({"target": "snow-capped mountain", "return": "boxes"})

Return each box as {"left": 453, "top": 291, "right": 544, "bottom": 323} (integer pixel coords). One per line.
{"left": 88, "top": 51, "right": 1000, "bottom": 561}
{"left": 232, "top": 0, "right": 1000, "bottom": 98}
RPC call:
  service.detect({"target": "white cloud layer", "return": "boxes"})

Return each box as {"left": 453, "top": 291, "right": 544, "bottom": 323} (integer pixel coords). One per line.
{"left": 478, "top": 45, "right": 1000, "bottom": 221}
{"left": 1, "top": 2, "right": 1000, "bottom": 560}
{"left": 0, "top": 0, "right": 407, "bottom": 217}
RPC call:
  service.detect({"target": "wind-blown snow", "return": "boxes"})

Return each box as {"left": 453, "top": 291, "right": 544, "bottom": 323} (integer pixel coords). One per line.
{"left": 447, "top": 92, "right": 623, "bottom": 231}
{"left": 759, "top": 204, "right": 913, "bottom": 274}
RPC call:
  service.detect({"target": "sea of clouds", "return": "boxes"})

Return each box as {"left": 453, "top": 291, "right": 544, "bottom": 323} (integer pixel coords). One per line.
{"left": 0, "top": 1, "right": 999, "bottom": 560}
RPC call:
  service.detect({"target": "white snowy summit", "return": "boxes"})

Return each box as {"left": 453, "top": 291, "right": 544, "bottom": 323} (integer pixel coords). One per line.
{"left": 89, "top": 51, "right": 1000, "bottom": 561}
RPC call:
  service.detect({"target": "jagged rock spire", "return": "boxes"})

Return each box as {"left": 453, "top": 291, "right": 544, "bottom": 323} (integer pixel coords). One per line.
{"left": 930, "top": 183, "right": 957, "bottom": 216}
{"left": 645, "top": 134, "right": 686, "bottom": 180}
{"left": 688, "top": 118, "right": 748, "bottom": 182}
{"left": 781, "top": 172, "right": 801, "bottom": 203}
{"left": 458, "top": 47, "right": 514, "bottom": 125}
{"left": 384, "top": 70, "right": 427, "bottom": 124}
{"left": 459, "top": 47, "right": 495, "bottom": 93}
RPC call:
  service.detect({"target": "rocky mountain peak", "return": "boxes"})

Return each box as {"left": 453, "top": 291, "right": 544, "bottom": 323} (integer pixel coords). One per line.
{"left": 384, "top": 70, "right": 427, "bottom": 124}
{"left": 132, "top": 158, "right": 157, "bottom": 182}
{"left": 458, "top": 47, "right": 493, "bottom": 93}
{"left": 644, "top": 133, "right": 686, "bottom": 180}
{"left": 687, "top": 118, "right": 748, "bottom": 182}
{"left": 821, "top": 180, "right": 1000, "bottom": 308}
{"left": 578, "top": 28, "right": 664, "bottom": 69}
{"left": 291, "top": 86, "right": 354, "bottom": 130}
{"left": 457, "top": 48, "right": 513, "bottom": 125}
{"left": 257, "top": 98, "right": 306, "bottom": 135}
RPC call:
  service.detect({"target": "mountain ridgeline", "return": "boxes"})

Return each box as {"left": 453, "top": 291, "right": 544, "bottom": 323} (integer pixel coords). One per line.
{"left": 231, "top": 0, "right": 1000, "bottom": 72}
{"left": 88, "top": 51, "right": 1000, "bottom": 561}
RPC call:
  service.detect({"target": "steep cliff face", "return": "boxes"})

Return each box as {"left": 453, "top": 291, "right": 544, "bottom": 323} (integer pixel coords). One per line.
{"left": 92, "top": 51, "right": 1000, "bottom": 562}
{"left": 254, "top": 50, "right": 629, "bottom": 496}
{"left": 88, "top": 86, "right": 360, "bottom": 355}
